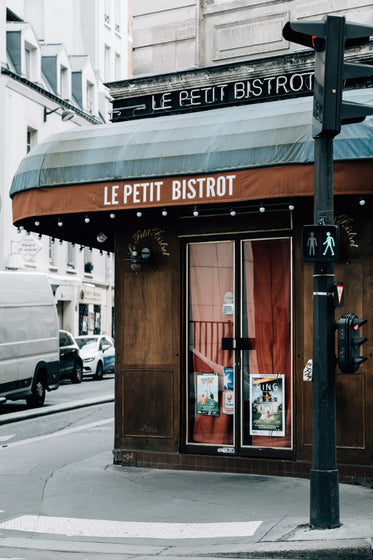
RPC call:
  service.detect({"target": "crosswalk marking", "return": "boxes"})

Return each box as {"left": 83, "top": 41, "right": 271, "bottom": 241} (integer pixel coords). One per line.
{"left": 0, "top": 515, "right": 262, "bottom": 539}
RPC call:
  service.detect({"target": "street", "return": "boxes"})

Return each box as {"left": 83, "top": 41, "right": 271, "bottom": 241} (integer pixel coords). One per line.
{"left": 0, "top": 374, "right": 114, "bottom": 413}
{"left": 0, "top": 375, "right": 114, "bottom": 443}
{"left": 0, "top": 374, "right": 372, "bottom": 560}
{"left": 0, "top": 379, "right": 117, "bottom": 559}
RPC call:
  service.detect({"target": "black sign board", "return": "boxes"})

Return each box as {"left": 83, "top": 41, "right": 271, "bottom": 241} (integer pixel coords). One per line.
{"left": 302, "top": 224, "right": 340, "bottom": 262}
{"left": 111, "top": 70, "right": 314, "bottom": 121}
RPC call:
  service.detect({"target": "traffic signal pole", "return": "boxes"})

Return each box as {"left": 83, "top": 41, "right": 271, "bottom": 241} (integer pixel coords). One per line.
{"left": 283, "top": 14, "right": 373, "bottom": 530}
{"left": 310, "top": 137, "right": 340, "bottom": 528}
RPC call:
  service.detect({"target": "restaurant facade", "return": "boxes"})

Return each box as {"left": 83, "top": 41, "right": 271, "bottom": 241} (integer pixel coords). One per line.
{"left": 10, "top": 46, "right": 373, "bottom": 486}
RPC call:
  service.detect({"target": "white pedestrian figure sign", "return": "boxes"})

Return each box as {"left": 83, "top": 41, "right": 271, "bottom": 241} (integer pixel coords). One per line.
{"left": 302, "top": 224, "right": 340, "bottom": 262}
{"left": 323, "top": 231, "right": 335, "bottom": 256}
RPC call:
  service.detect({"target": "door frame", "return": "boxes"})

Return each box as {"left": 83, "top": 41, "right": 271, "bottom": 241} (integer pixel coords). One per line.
{"left": 182, "top": 232, "right": 295, "bottom": 460}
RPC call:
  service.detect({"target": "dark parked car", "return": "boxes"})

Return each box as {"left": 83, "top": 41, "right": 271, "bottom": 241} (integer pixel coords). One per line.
{"left": 59, "top": 330, "right": 83, "bottom": 383}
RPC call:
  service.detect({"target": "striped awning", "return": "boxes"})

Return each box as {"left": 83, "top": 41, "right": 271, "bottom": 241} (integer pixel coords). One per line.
{"left": 11, "top": 88, "right": 373, "bottom": 197}
{"left": 10, "top": 88, "right": 373, "bottom": 251}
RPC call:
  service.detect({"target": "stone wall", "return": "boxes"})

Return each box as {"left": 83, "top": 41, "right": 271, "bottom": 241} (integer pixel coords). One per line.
{"left": 132, "top": 0, "right": 373, "bottom": 76}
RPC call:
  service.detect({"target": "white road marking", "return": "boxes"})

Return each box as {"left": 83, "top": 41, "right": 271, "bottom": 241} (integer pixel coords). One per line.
{"left": 0, "top": 418, "right": 113, "bottom": 449}
{"left": 0, "top": 515, "right": 262, "bottom": 539}
{"left": 0, "top": 434, "right": 15, "bottom": 442}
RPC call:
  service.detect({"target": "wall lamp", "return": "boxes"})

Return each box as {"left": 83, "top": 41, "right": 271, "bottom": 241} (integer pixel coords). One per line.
{"left": 97, "top": 232, "right": 108, "bottom": 243}
{"left": 44, "top": 107, "right": 75, "bottom": 122}
{"left": 123, "top": 247, "right": 152, "bottom": 273}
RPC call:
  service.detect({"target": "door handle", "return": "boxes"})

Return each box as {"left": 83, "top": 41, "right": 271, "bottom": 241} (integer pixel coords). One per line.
{"left": 222, "top": 338, "right": 255, "bottom": 350}
{"left": 222, "top": 338, "right": 235, "bottom": 350}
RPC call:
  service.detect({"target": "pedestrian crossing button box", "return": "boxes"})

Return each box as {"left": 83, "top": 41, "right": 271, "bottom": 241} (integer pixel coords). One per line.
{"left": 302, "top": 224, "right": 340, "bottom": 262}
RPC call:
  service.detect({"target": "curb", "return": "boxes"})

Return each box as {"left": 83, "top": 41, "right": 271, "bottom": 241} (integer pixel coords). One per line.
{"left": 0, "top": 395, "right": 114, "bottom": 425}
{"left": 0, "top": 537, "right": 371, "bottom": 559}
{"left": 169, "top": 538, "right": 373, "bottom": 559}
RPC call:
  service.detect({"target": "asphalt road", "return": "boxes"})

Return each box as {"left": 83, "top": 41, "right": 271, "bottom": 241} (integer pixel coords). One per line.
{"left": 0, "top": 375, "right": 372, "bottom": 560}
{"left": 0, "top": 396, "right": 116, "bottom": 559}
{"left": 0, "top": 374, "right": 114, "bottom": 414}
{"left": 0, "top": 375, "right": 114, "bottom": 443}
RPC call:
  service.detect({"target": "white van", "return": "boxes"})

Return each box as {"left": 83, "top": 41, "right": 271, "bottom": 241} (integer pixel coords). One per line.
{"left": 0, "top": 272, "right": 60, "bottom": 407}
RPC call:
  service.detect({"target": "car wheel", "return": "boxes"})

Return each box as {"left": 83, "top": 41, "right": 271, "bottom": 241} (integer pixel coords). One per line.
{"left": 71, "top": 361, "right": 83, "bottom": 384}
{"left": 26, "top": 375, "right": 45, "bottom": 408}
{"left": 94, "top": 362, "right": 104, "bottom": 380}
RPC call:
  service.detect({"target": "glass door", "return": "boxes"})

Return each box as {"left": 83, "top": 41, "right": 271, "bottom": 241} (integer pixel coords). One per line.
{"left": 240, "top": 238, "right": 292, "bottom": 451}
{"left": 186, "top": 237, "right": 292, "bottom": 454}
{"left": 186, "top": 241, "right": 235, "bottom": 448}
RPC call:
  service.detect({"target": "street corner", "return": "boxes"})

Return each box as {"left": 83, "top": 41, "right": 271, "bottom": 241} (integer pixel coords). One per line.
{"left": 284, "top": 517, "right": 373, "bottom": 542}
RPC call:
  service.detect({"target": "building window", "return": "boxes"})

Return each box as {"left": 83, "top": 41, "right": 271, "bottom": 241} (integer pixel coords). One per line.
{"left": 49, "top": 237, "right": 56, "bottom": 266}
{"left": 115, "top": 53, "right": 121, "bottom": 80}
{"left": 24, "top": 41, "right": 37, "bottom": 81}
{"left": 25, "top": 47, "right": 31, "bottom": 79}
{"left": 115, "top": 0, "right": 121, "bottom": 34}
{"left": 84, "top": 247, "right": 93, "bottom": 274}
{"left": 26, "top": 127, "right": 37, "bottom": 153}
{"left": 60, "top": 65, "right": 69, "bottom": 99}
{"left": 105, "top": 0, "right": 111, "bottom": 25}
{"left": 79, "top": 304, "right": 89, "bottom": 335}
{"left": 67, "top": 243, "right": 76, "bottom": 269}
{"left": 104, "top": 45, "right": 111, "bottom": 82}
{"left": 86, "top": 81, "right": 94, "bottom": 113}
{"left": 94, "top": 304, "right": 101, "bottom": 334}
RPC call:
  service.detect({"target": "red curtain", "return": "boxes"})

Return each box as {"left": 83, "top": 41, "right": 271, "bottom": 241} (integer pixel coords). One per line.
{"left": 250, "top": 239, "right": 291, "bottom": 447}
{"left": 188, "top": 242, "right": 234, "bottom": 444}
{"left": 188, "top": 239, "right": 291, "bottom": 447}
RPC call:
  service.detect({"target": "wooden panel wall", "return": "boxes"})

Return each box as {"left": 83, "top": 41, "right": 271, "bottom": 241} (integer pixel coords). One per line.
{"left": 296, "top": 200, "right": 373, "bottom": 466}
{"left": 114, "top": 219, "right": 181, "bottom": 452}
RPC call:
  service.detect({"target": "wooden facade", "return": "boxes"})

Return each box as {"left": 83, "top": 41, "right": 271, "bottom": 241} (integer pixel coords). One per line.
{"left": 112, "top": 196, "right": 373, "bottom": 487}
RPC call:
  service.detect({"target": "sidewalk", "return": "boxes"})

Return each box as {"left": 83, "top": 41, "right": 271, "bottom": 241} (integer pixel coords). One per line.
{"left": 0, "top": 397, "right": 372, "bottom": 559}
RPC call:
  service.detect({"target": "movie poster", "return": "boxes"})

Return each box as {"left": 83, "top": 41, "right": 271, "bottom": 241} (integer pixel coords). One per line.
{"left": 196, "top": 373, "right": 220, "bottom": 416}
{"left": 250, "top": 374, "right": 285, "bottom": 436}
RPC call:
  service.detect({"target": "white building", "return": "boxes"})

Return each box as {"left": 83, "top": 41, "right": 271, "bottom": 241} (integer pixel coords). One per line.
{"left": 0, "top": 0, "right": 131, "bottom": 337}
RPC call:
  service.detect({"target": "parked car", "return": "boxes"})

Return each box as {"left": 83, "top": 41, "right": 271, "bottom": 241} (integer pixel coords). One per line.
{"left": 0, "top": 272, "right": 60, "bottom": 407}
{"left": 59, "top": 330, "right": 83, "bottom": 384}
{"left": 74, "top": 335, "right": 115, "bottom": 380}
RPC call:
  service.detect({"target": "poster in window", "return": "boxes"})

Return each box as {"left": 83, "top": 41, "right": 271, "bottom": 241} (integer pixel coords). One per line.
{"left": 223, "top": 367, "right": 233, "bottom": 390}
{"left": 250, "top": 374, "right": 285, "bottom": 436}
{"left": 223, "top": 367, "right": 234, "bottom": 415}
{"left": 196, "top": 373, "right": 220, "bottom": 416}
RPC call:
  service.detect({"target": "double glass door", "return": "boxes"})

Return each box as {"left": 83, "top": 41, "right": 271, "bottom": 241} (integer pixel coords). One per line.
{"left": 186, "top": 237, "right": 292, "bottom": 454}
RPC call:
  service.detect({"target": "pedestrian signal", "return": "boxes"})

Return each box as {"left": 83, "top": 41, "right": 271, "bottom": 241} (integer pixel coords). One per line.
{"left": 337, "top": 313, "right": 367, "bottom": 373}
{"left": 302, "top": 224, "right": 340, "bottom": 262}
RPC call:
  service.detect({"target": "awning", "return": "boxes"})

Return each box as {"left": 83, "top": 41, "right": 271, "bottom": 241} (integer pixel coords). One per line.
{"left": 10, "top": 88, "right": 373, "bottom": 250}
